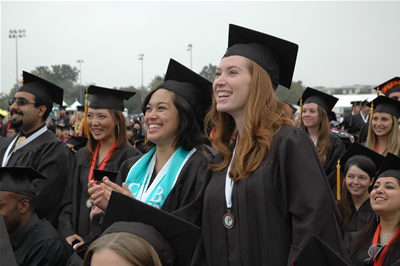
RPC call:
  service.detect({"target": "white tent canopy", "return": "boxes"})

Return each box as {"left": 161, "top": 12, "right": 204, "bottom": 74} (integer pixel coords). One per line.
{"left": 332, "top": 94, "right": 377, "bottom": 115}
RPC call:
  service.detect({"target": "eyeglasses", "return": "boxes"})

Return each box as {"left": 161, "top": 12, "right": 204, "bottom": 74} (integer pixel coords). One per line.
{"left": 9, "top": 98, "right": 39, "bottom": 107}
{"left": 364, "top": 244, "right": 383, "bottom": 265}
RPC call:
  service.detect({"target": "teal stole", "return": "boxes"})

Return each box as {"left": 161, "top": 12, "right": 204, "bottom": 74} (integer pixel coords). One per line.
{"left": 125, "top": 146, "right": 196, "bottom": 209}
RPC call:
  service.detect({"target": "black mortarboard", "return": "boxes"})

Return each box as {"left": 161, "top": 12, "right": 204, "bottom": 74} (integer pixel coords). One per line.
{"left": 102, "top": 191, "right": 200, "bottom": 266}
{"left": 19, "top": 71, "right": 63, "bottom": 105}
{"left": 102, "top": 221, "right": 175, "bottom": 266}
{"left": 0, "top": 167, "right": 47, "bottom": 198}
{"left": 66, "top": 136, "right": 88, "bottom": 151}
{"left": 152, "top": 59, "right": 213, "bottom": 127}
{"left": 92, "top": 169, "right": 118, "bottom": 183}
{"left": 293, "top": 235, "right": 350, "bottom": 266}
{"left": 297, "top": 87, "right": 338, "bottom": 113}
{"left": 367, "top": 96, "right": 400, "bottom": 119}
{"left": 76, "top": 105, "right": 85, "bottom": 112}
{"left": 58, "top": 105, "right": 67, "bottom": 111}
{"left": 339, "top": 142, "right": 384, "bottom": 173}
{"left": 330, "top": 130, "right": 353, "bottom": 150}
{"left": 374, "top": 77, "right": 400, "bottom": 96}
{"left": 223, "top": 24, "right": 298, "bottom": 90}
{"left": 88, "top": 86, "right": 136, "bottom": 111}
{"left": 350, "top": 100, "right": 362, "bottom": 106}
{"left": 376, "top": 153, "right": 400, "bottom": 181}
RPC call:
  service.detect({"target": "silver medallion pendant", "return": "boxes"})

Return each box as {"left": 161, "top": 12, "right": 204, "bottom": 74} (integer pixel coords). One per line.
{"left": 223, "top": 212, "right": 235, "bottom": 229}
{"left": 86, "top": 198, "right": 94, "bottom": 208}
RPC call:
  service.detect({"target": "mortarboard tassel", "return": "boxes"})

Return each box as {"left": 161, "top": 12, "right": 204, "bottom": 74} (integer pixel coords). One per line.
{"left": 298, "top": 96, "right": 303, "bottom": 127}
{"left": 377, "top": 86, "right": 380, "bottom": 97}
{"left": 336, "top": 159, "right": 341, "bottom": 200}
{"left": 84, "top": 88, "right": 90, "bottom": 138}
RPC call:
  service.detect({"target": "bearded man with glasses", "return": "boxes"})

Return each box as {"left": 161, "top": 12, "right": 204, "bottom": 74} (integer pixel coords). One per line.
{"left": 0, "top": 71, "right": 75, "bottom": 229}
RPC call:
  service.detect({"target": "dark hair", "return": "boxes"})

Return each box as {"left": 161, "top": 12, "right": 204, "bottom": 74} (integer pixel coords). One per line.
{"left": 33, "top": 95, "right": 52, "bottom": 121}
{"left": 337, "top": 159, "right": 376, "bottom": 232}
{"left": 349, "top": 179, "right": 400, "bottom": 265}
{"left": 85, "top": 110, "right": 129, "bottom": 164}
{"left": 141, "top": 88, "right": 208, "bottom": 152}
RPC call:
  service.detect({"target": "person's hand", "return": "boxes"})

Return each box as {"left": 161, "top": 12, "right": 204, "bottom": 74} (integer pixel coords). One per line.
{"left": 88, "top": 180, "right": 108, "bottom": 211}
{"left": 101, "top": 177, "right": 134, "bottom": 200}
{"left": 66, "top": 234, "right": 84, "bottom": 250}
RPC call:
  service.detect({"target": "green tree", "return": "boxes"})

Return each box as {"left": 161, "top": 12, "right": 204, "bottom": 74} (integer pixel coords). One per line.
{"left": 148, "top": 75, "right": 165, "bottom": 91}
{"left": 31, "top": 65, "right": 79, "bottom": 91}
{"left": 118, "top": 85, "right": 146, "bottom": 115}
{"left": 199, "top": 64, "right": 216, "bottom": 82}
{"left": 275, "top": 81, "right": 305, "bottom": 105}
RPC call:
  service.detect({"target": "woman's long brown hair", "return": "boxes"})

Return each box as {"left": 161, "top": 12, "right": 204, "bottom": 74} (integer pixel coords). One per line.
{"left": 204, "top": 58, "right": 293, "bottom": 182}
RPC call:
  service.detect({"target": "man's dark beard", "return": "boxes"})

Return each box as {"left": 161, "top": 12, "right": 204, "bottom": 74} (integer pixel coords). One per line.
{"left": 10, "top": 119, "right": 23, "bottom": 129}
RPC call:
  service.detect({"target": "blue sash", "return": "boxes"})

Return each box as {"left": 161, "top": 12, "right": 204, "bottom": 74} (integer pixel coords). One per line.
{"left": 125, "top": 146, "right": 196, "bottom": 209}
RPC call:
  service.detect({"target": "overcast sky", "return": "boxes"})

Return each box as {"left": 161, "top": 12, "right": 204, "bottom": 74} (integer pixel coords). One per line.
{"left": 2, "top": 1, "right": 399, "bottom": 98}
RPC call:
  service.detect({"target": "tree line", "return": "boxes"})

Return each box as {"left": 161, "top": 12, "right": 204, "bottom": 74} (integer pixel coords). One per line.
{"left": 0, "top": 64, "right": 305, "bottom": 115}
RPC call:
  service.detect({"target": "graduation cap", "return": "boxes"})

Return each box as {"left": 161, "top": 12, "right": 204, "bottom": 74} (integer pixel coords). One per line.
{"left": 19, "top": 71, "right": 63, "bottom": 105}
{"left": 152, "top": 59, "right": 213, "bottom": 127}
{"left": 58, "top": 105, "right": 67, "bottom": 111}
{"left": 297, "top": 87, "right": 338, "bottom": 114}
{"left": 374, "top": 77, "right": 400, "bottom": 97}
{"left": 292, "top": 235, "right": 350, "bottom": 266}
{"left": 65, "top": 136, "right": 88, "bottom": 151}
{"left": 367, "top": 96, "right": 400, "bottom": 119}
{"left": 0, "top": 167, "right": 47, "bottom": 198}
{"left": 87, "top": 86, "right": 136, "bottom": 111}
{"left": 376, "top": 152, "right": 400, "bottom": 181}
{"left": 92, "top": 169, "right": 118, "bottom": 183}
{"left": 350, "top": 100, "right": 363, "bottom": 106}
{"left": 102, "top": 191, "right": 200, "bottom": 266}
{"left": 223, "top": 24, "right": 298, "bottom": 90}
{"left": 330, "top": 130, "right": 353, "bottom": 150}
{"left": 338, "top": 142, "right": 384, "bottom": 173}
{"left": 77, "top": 105, "right": 85, "bottom": 112}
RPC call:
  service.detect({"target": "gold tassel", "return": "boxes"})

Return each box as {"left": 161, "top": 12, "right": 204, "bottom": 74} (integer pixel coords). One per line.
{"left": 298, "top": 96, "right": 303, "bottom": 127}
{"left": 144, "top": 132, "right": 148, "bottom": 144}
{"left": 377, "top": 86, "right": 380, "bottom": 97}
{"left": 84, "top": 88, "right": 90, "bottom": 138}
{"left": 337, "top": 159, "right": 341, "bottom": 200}
{"left": 369, "top": 100, "right": 373, "bottom": 124}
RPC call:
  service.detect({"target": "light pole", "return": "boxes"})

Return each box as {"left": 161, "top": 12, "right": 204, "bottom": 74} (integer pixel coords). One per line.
{"left": 138, "top": 54, "right": 144, "bottom": 103}
{"left": 9, "top": 29, "right": 26, "bottom": 87}
{"left": 187, "top": 44, "right": 192, "bottom": 69}
{"left": 77, "top": 59, "right": 84, "bottom": 103}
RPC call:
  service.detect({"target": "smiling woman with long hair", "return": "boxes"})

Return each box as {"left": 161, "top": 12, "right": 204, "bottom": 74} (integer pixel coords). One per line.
{"left": 337, "top": 143, "right": 384, "bottom": 237}
{"left": 348, "top": 153, "right": 400, "bottom": 266}
{"left": 88, "top": 59, "right": 213, "bottom": 227}
{"left": 364, "top": 96, "right": 400, "bottom": 157}
{"left": 191, "top": 24, "right": 350, "bottom": 265}
{"left": 58, "top": 86, "right": 141, "bottom": 249}
{"left": 298, "top": 87, "right": 346, "bottom": 198}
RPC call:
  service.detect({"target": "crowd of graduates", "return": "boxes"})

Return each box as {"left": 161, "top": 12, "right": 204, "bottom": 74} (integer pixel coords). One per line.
{"left": 1, "top": 24, "right": 400, "bottom": 266}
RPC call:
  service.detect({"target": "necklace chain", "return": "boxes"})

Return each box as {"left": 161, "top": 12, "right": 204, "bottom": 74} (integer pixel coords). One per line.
{"left": 381, "top": 231, "right": 396, "bottom": 246}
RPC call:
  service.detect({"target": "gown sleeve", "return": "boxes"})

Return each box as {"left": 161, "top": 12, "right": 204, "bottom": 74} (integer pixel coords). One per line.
{"left": 276, "top": 127, "right": 350, "bottom": 264}
{"left": 324, "top": 133, "right": 346, "bottom": 198}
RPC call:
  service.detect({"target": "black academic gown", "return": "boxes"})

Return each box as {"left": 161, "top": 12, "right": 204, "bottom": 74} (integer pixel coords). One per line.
{"left": 342, "top": 113, "right": 353, "bottom": 130}
{"left": 349, "top": 113, "right": 368, "bottom": 136}
{"left": 193, "top": 125, "right": 350, "bottom": 266}
{"left": 115, "top": 150, "right": 212, "bottom": 227}
{"left": 357, "top": 122, "right": 369, "bottom": 144}
{"left": 325, "top": 133, "right": 346, "bottom": 198}
{"left": 10, "top": 214, "right": 73, "bottom": 266}
{"left": 58, "top": 144, "right": 141, "bottom": 239}
{"left": 0, "top": 126, "right": 76, "bottom": 228}
{"left": 349, "top": 200, "right": 374, "bottom": 233}
{"left": 1, "top": 213, "right": 17, "bottom": 266}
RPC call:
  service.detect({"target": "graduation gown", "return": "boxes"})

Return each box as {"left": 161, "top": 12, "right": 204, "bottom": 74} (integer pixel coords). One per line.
{"left": 348, "top": 199, "right": 374, "bottom": 233}
{"left": 349, "top": 113, "right": 368, "bottom": 136}
{"left": 341, "top": 113, "right": 353, "bottom": 130}
{"left": 10, "top": 214, "right": 73, "bottom": 266}
{"left": 357, "top": 121, "right": 369, "bottom": 144}
{"left": 115, "top": 150, "right": 212, "bottom": 226}
{"left": 0, "top": 127, "right": 76, "bottom": 228}
{"left": 194, "top": 125, "right": 350, "bottom": 266}
{"left": 58, "top": 144, "right": 141, "bottom": 239}
{"left": 325, "top": 133, "right": 346, "bottom": 198}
